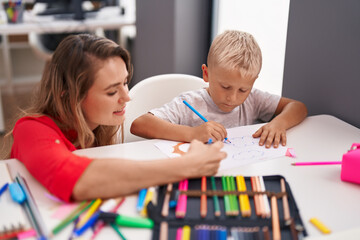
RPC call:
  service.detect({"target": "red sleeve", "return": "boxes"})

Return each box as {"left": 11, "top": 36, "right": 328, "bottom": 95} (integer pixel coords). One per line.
{"left": 11, "top": 117, "right": 92, "bottom": 202}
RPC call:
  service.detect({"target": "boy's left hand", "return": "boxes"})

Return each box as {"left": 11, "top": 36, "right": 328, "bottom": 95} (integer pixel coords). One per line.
{"left": 252, "top": 122, "right": 286, "bottom": 148}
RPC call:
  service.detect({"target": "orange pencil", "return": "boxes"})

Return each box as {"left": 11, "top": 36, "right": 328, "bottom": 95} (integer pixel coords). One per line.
{"left": 251, "top": 177, "right": 261, "bottom": 216}
{"left": 200, "top": 176, "right": 207, "bottom": 218}
{"left": 280, "top": 178, "right": 291, "bottom": 223}
{"left": 271, "top": 195, "right": 281, "bottom": 240}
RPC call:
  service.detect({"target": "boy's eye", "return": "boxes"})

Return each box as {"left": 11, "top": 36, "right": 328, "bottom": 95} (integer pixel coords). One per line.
{"left": 107, "top": 91, "right": 117, "bottom": 96}
{"left": 222, "top": 85, "right": 230, "bottom": 90}
{"left": 239, "top": 89, "right": 247, "bottom": 93}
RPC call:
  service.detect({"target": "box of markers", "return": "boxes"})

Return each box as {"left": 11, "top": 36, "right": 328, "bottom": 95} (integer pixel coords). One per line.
{"left": 147, "top": 175, "right": 307, "bottom": 240}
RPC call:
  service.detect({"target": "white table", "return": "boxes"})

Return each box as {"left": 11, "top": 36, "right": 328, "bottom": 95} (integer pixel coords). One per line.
{"left": 0, "top": 6, "right": 135, "bottom": 133}
{"left": 6, "top": 115, "right": 360, "bottom": 239}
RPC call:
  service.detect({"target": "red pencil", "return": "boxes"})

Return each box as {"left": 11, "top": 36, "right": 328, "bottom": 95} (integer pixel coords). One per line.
{"left": 200, "top": 176, "right": 207, "bottom": 218}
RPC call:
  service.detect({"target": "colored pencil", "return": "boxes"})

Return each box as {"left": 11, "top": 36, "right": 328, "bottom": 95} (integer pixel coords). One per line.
{"left": 0, "top": 182, "right": 9, "bottom": 197}
{"left": 77, "top": 198, "right": 102, "bottom": 228}
{"left": 221, "top": 176, "right": 231, "bottom": 216}
{"left": 291, "top": 161, "right": 341, "bottom": 166}
{"left": 271, "top": 195, "right": 281, "bottom": 240}
{"left": 200, "top": 176, "right": 207, "bottom": 218}
{"left": 110, "top": 223, "right": 127, "bottom": 240}
{"left": 140, "top": 187, "right": 155, "bottom": 217}
{"left": 176, "top": 227, "right": 183, "bottom": 240}
{"left": 254, "top": 176, "right": 265, "bottom": 217}
{"left": 236, "top": 176, "right": 251, "bottom": 217}
{"left": 52, "top": 200, "right": 94, "bottom": 235}
{"left": 90, "top": 198, "right": 125, "bottom": 240}
{"left": 136, "top": 188, "right": 147, "bottom": 212}
{"left": 280, "top": 178, "right": 291, "bottom": 223}
{"left": 229, "top": 176, "right": 239, "bottom": 216}
{"left": 159, "top": 222, "right": 168, "bottom": 240}
{"left": 262, "top": 226, "right": 271, "bottom": 240}
{"left": 175, "top": 180, "right": 188, "bottom": 218}
{"left": 183, "top": 100, "right": 231, "bottom": 143}
{"left": 289, "top": 218, "right": 299, "bottom": 240}
{"left": 259, "top": 176, "right": 271, "bottom": 218}
{"left": 210, "top": 176, "right": 221, "bottom": 217}
{"left": 250, "top": 176, "right": 261, "bottom": 217}
{"left": 161, "top": 183, "right": 173, "bottom": 217}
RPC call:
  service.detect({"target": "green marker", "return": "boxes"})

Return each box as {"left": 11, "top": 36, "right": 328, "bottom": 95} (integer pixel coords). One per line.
{"left": 116, "top": 215, "right": 154, "bottom": 229}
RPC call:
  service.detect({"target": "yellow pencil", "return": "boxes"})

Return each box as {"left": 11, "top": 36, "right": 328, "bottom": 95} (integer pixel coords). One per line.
{"left": 236, "top": 176, "right": 251, "bottom": 217}
{"left": 140, "top": 187, "right": 155, "bottom": 217}
{"left": 310, "top": 217, "right": 331, "bottom": 234}
{"left": 182, "top": 225, "right": 191, "bottom": 240}
{"left": 77, "top": 198, "right": 102, "bottom": 228}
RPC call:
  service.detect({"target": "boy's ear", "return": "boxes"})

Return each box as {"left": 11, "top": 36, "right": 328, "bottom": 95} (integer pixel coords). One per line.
{"left": 202, "top": 64, "right": 209, "bottom": 82}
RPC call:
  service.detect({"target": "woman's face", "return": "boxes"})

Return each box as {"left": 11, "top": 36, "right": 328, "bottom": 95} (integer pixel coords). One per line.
{"left": 81, "top": 57, "right": 130, "bottom": 130}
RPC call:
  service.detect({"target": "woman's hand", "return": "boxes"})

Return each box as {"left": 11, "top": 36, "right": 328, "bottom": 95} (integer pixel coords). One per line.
{"left": 183, "top": 140, "right": 227, "bottom": 177}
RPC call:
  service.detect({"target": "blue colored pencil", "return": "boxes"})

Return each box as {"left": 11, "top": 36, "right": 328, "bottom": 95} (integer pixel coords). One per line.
{"left": 182, "top": 100, "right": 231, "bottom": 143}
{"left": 136, "top": 188, "right": 147, "bottom": 212}
{"left": 183, "top": 100, "right": 208, "bottom": 122}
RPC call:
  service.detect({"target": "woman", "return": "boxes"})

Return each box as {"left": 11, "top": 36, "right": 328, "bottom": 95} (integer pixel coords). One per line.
{"left": 9, "top": 34, "right": 226, "bottom": 202}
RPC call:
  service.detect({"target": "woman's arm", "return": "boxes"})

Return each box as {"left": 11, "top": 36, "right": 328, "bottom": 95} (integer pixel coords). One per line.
{"left": 72, "top": 140, "right": 226, "bottom": 200}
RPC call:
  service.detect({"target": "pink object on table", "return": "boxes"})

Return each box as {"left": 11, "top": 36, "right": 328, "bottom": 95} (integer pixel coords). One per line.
{"left": 286, "top": 148, "right": 296, "bottom": 158}
{"left": 341, "top": 143, "right": 360, "bottom": 184}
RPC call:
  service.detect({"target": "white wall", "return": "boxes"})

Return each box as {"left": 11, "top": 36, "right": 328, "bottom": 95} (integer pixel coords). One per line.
{"left": 215, "top": 0, "right": 290, "bottom": 95}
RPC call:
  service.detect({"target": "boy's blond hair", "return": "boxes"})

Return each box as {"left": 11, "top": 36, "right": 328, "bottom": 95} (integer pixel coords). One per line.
{"left": 207, "top": 30, "right": 262, "bottom": 79}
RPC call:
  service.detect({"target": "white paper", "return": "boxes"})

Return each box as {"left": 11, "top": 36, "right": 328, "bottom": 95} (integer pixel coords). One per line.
{"left": 154, "top": 124, "right": 287, "bottom": 171}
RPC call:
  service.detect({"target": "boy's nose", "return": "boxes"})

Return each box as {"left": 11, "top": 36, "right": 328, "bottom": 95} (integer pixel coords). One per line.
{"left": 226, "top": 91, "right": 237, "bottom": 102}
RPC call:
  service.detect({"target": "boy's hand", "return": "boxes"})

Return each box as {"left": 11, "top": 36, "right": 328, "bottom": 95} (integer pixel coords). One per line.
{"left": 191, "top": 121, "right": 227, "bottom": 142}
{"left": 252, "top": 121, "right": 287, "bottom": 148}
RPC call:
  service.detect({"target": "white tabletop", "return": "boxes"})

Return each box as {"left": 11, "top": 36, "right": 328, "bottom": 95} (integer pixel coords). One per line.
{"left": 6, "top": 114, "right": 360, "bottom": 239}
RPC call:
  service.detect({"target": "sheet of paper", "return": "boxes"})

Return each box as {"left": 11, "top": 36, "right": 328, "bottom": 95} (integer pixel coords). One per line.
{"left": 0, "top": 162, "right": 31, "bottom": 233}
{"left": 154, "top": 124, "right": 287, "bottom": 171}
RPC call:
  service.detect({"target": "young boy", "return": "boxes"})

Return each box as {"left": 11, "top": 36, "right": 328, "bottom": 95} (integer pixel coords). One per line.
{"left": 131, "top": 30, "right": 307, "bottom": 148}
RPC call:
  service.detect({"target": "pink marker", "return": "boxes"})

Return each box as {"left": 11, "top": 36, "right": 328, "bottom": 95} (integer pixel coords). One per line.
{"left": 175, "top": 179, "right": 188, "bottom": 218}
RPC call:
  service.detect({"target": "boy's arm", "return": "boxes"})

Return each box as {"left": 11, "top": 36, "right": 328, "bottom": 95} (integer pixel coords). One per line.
{"left": 130, "top": 113, "right": 194, "bottom": 142}
{"left": 253, "top": 97, "right": 307, "bottom": 148}
{"left": 272, "top": 97, "right": 308, "bottom": 129}
{"left": 130, "top": 113, "right": 227, "bottom": 143}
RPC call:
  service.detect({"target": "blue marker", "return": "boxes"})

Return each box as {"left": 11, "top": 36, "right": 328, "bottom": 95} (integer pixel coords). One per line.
{"left": 136, "top": 188, "right": 147, "bottom": 212}
{"left": 9, "top": 182, "right": 26, "bottom": 203}
{"left": 0, "top": 183, "right": 9, "bottom": 197}
{"left": 183, "top": 100, "right": 231, "bottom": 143}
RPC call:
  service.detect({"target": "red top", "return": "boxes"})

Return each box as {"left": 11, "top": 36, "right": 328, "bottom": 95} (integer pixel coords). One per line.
{"left": 11, "top": 116, "right": 92, "bottom": 202}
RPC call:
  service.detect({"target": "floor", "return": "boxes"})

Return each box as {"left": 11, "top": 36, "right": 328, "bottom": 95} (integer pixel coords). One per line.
{"left": 0, "top": 84, "right": 37, "bottom": 159}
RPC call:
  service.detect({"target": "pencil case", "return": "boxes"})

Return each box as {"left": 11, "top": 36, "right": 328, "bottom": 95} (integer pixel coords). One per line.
{"left": 147, "top": 175, "right": 307, "bottom": 240}
{"left": 341, "top": 143, "right": 360, "bottom": 184}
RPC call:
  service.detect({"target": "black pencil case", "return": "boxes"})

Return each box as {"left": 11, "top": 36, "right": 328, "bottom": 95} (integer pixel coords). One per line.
{"left": 147, "top": 175, "right": 307, "bottom": 240}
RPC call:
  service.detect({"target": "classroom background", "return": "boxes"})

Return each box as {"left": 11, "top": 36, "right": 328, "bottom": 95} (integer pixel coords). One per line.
{"left": 0, "top": 0, "right": 359, "bottom": 151}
